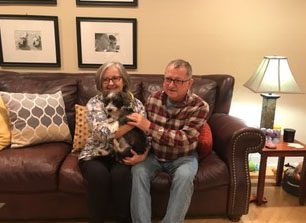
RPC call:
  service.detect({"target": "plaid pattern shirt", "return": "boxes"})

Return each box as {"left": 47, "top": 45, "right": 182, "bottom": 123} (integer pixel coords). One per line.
{"left": 146, "top": 90, "right": 209, "bottom": 161}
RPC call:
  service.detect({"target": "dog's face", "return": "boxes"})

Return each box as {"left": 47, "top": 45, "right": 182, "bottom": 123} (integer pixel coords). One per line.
{"left": 103, "top": 92, "right": 131, "bottom": 119}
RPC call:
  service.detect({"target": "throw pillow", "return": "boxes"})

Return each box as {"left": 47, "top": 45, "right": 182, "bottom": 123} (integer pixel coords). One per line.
{"left": 197, "top": 123, "right": 213, "bottom": 160}
{"left": 72, "top": 104, "right": 89, "bottom": 152}
{"left": 0, "top": 91, "right": 71, "bottom": 148}
{"left": 0, "top": 96, "right": 11, "bottom": 150}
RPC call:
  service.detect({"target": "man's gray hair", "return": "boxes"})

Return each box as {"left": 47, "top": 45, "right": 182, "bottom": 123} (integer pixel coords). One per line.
{"left": 166, "top": 59, "right": 192, "bottom": 78}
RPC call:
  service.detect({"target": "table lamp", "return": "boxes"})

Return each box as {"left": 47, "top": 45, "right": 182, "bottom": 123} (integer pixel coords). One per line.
{"left": 244, "top": 56, "right": 302, "bottom": 129}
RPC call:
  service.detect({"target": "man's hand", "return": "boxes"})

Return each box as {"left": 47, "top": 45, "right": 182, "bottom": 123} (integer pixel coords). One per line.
{"left": 127, "top": 113, "right": 151, "bottom": 133}
{"left": 122, "top": 149, "right": 149, "bottom": 165}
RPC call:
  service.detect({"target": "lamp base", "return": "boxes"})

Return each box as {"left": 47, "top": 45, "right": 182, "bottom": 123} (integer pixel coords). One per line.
{"left": 260, "top": 93, "right": 280, "bottom": 129}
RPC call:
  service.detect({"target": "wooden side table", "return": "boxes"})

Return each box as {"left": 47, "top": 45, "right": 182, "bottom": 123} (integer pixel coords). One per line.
{"left": 256, "top": 139, "right": 306, "bottom": 205}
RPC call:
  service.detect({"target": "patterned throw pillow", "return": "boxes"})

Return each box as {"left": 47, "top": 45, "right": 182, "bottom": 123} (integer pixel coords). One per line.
{"left": 0, "top": 96, "right": 11, "bottom": 150}
{"left": 0, "top": 91, "right": 71, "bottom": 148}
{"left": 72, "top": 104, "right": 89, "bottom": 152}
{"left": 197, "top": 123, "right": 213, "bottom": 160}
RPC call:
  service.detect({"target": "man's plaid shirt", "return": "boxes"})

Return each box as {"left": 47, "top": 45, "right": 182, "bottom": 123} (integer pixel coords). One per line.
{"left": 146, "top": 90, "right": 209, "bottom": 161}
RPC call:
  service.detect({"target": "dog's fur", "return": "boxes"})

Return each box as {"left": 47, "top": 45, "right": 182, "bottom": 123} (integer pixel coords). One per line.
{"left": 102, "top": 91, "right": 147, "bottom": 160}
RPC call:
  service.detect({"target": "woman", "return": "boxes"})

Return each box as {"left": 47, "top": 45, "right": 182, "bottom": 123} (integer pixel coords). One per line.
{"left": 78, "top": 62, "right": 146, "bottom": 223}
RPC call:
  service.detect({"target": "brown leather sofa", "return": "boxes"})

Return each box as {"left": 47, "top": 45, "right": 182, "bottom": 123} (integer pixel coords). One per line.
{"left": 0, "top": 70, "right": 265, "bottom": 222}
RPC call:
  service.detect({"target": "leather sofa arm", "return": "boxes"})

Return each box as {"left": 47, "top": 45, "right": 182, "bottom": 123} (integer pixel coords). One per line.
{"left": 208, "top": 113, "right": 265, "bottom": 220}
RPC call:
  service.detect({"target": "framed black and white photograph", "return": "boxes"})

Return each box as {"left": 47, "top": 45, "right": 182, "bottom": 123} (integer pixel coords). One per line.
{"left": 0, "top": 0, "right": 56, "bottom": 4}
{"left": 76, "top": 17, "right": 137, "bottom": 69}
{"left": 76, "top": 0, "right": 137, "bottom": 6}
{"left": 0, "top": 15, "right": 60, "bottom": 67}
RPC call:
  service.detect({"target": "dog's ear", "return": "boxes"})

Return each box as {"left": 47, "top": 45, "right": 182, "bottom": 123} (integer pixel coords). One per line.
{"left": 102, "top": 91, "right": 108, "bottom": 99}
{"left": 102, "top": 92, "right": 110, "bottom": 105}
{"left": 120, "top": 92, "right": 132, "bottom": 107}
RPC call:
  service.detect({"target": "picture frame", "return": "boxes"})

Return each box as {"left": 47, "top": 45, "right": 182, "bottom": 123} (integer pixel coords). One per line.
{"left": 0, "top": 0, "right": 56, "bottom": 4}
{"left": 76, "top": 0, "right": 137, "bottom": 6}
{"left": 0, "top": 15, "right": 60, "bottom": 67}
{"left": 76, "top": 17, "right": 137, "bottom": 69}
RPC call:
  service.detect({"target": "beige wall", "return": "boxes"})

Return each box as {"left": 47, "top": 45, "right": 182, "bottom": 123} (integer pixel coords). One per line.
{"left": 1, "top": 0, "right": 306, "bottom": 142}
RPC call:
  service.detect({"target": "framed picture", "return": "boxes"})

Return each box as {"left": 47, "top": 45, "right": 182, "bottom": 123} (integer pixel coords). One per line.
{"left": 76, "top": 17, "right": 137, "bottom": 69}
{"left": 0, "top": 15, "right": 60, "bottom": 67}
{"left": 76, "top": 0, "right": 137, "bottom": 6}
{"left": 0, "top": 0, "right": 56, "bottom": 4}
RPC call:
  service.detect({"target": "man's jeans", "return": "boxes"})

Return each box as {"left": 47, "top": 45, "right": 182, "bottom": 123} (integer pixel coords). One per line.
{"left": 131, "top": 153, "right": 198, "bottom": 223}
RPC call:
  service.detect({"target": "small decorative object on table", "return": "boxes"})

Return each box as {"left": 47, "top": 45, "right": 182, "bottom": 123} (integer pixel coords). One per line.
{"left": 261, "top": 128, "right": 281, "bottom": 149}
{"left": 283, "top": 128, "right": 296, "bottom": 142}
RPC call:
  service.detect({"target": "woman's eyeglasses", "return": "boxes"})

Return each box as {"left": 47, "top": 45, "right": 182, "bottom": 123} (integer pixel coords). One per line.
{"left": 102, "top": 76, "right": 122, "bottom": 84}
{"left": 164, "top": 77, "right": 190, "bottom": 85}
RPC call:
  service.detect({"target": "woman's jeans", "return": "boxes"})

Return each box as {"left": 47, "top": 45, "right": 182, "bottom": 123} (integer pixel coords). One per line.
{"left": 131, "top": 153, "right": 198, "bottom": 223}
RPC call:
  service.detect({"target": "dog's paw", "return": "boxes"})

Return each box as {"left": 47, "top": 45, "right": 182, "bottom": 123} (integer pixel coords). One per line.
{"left": 97, "top": 149, "right": 110, "bottom": 156}
{"left": 118, "top": 116, "right": 128, "bottom": 125}
{"left": 105, "top": 121, "right": 119, "bottom": 133}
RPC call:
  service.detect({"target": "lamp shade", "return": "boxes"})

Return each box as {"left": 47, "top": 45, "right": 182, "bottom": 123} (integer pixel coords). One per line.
{"left": 244, "top": 56, "right": 301, "bottom": 94}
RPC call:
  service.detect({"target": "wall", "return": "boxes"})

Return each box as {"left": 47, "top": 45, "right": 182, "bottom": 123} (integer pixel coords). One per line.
{"left": 1, "top": 1, "right": 306, "bottom": 163}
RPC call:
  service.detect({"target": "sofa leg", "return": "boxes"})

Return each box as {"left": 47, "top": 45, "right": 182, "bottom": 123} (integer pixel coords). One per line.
{"left": 228, "top": 215, "right": 241, "bottom": 222}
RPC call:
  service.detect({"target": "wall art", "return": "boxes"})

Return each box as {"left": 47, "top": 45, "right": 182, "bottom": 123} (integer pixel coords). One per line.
{"left": 0, "top": 15, "right": 60, "bottom": 67}
{"left": 76, "top": 17, "right": 137, "bottom": 69}
{"left": 76, "top": 0, "right": 137, "bottom": 6}
{"left": 0, "top": 0, "right": 56, "bottom": 4}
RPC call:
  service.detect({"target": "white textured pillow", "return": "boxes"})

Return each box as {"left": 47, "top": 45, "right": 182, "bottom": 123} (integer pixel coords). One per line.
{"left": 0, "top": 91, "right": 71, "bottom": 148}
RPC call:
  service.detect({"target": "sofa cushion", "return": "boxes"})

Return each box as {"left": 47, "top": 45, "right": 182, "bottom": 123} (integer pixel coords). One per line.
{"left": 130, "top": 76, "right": 145, "bottom": 103}
{"left": 76, "top": 75, "right": 99, "bottom": 106}
{"left": 0, "top": 142, "right": 70, "bottom": 192}
{"left": 191, "top": 77, "right": 217, "bottom": 119}
{"left": 197, "top": 123, "right": 213, "bottom": 160}
{"left": 59, "top": 153, "right": 86, "bottom": 194}
{"left": 151, "top": 152, "right": 229, "bottom": 193}
{"left": 141, "top": 77, "right": 163, "bottom": 103}
{"left": 194, "top": 152, "right": 229, "bottom": 190}
{"left": 72, "top": 104, "right": 89, "bottom": 152}
{"left": 0, "top": 91, "right": 71, "bottom": 148}
{"left": 0, "top": 96, "right": 10, "bottom": 150}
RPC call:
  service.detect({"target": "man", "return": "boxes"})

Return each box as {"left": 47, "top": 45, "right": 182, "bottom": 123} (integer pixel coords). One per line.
{"left": 125, "top": 59, "right": 209, "bottom": 223}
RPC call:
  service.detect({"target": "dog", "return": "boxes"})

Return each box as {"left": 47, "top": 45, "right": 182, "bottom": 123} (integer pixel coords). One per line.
{"left": 102, "top": 91, "right": 147, "bottom": 160}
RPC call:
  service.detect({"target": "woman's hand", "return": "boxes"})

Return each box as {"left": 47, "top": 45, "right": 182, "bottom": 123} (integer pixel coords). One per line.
{"left": 122, "top": 149, "right": 149, "bottom": 165}
{"left": 127, "top": 113, "right": 151, "bottom": 133}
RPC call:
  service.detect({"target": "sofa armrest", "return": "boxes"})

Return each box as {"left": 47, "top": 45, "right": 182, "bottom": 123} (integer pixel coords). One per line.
{"left": 208, "top": 113, "right": 265, "bottom": 219}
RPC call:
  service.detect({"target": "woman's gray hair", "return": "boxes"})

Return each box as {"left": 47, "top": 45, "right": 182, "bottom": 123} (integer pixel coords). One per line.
{"left": 95, "top": 62, "right": 130, "bottom": 93}
{"left": 165, "top": 59, "right": 192, "bottom": 78}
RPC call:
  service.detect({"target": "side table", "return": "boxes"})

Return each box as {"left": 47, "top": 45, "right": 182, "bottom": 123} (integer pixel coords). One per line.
{"left": 256, "top": 139, "right": 306, "bottom": 205}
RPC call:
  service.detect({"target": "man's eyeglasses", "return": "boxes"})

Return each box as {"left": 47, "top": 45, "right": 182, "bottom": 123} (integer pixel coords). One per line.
{"left": 102, "top": 76, "right": 122, "bottom": 84}
{"left": 164, "top": 77, "right": 190, "bottom": 85}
